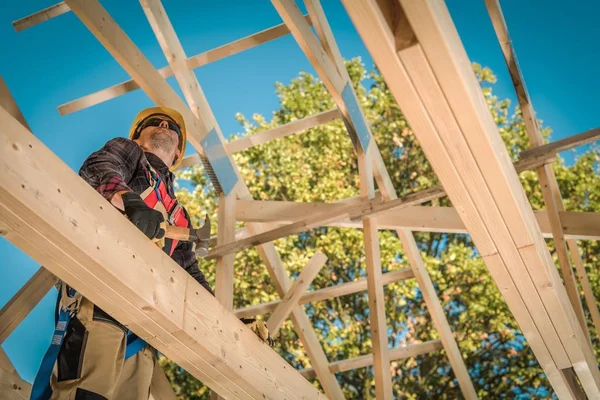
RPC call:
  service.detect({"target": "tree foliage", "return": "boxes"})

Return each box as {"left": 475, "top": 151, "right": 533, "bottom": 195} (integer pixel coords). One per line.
{"left": 162, "top": 59, "right": 600, "bottom": 399}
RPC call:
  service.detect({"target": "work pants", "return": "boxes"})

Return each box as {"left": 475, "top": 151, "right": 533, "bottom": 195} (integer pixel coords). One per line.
{"left": 49, "top": 297, "right": 155, "bottom": 400}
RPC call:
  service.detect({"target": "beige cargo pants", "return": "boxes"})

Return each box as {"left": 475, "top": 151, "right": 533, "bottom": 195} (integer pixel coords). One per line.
{"left": 49, "top": 297, "right": 155, "bottom": 400}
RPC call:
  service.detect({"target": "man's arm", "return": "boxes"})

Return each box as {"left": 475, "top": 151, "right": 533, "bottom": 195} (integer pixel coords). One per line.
{"left": 79, "top": 137, "right": 142, "bottom": 206}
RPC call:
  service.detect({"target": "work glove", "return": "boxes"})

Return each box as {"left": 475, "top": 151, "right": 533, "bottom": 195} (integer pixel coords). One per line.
{"left": 122, "top": 192, "right": 165, "bottom": 240}
{"left": 240, "top": 317, "right": 274, "bottom": 347}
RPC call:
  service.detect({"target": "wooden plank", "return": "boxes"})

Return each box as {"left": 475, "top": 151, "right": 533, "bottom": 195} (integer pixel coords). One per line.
{"left": 12, "top": 2, "right": 70, "bottom": 32}
{"left": 0, "top": 367, "right": 30, "bottom": 400}
{"left": 214, "top": 193, "right": 236, "bottom": 311}
{"left": 0, "top": 348, "right": 16, "bottom": 375}
{"left": 207, "top": 186, "right": 445, "bottom": 259}
{"left": 136, "top": 1, "right": 343, "bottom": 397}
{"left": 177, "top": 109, "right": 340, "bottom": 170}
{"left": 267, "top": 253, "right": 327, "bottom": 336}
{"left": 226, "top": 109, "right": 340, "bottom": 154}
{"left": 399, "top": 0, "right": 599, "bottom": 395}
{"left": 235, "top": 268, "right": 414, "bottom": 319}
{"left": 281, "top": 2, "right": 477, "bottom": 396}
{"left": 358, "top": 141, "right": 392, "bottom": 399}
{"left": 299, "top": 340, "right": 444, "bottom": 379}
{"left": 340, "top": 0, "right": 585, "bottom": 397}
{"left": 235, "top": 199, "right": 600, "bottom": 240}
{"left": 0, "top": 78, "right": 30, "bottom": 131}
{"left": 485, "top": 0, "right": 594, "bottom": 346}
{"left": 0, "top": 105, "right": 324, "bottom": 399}
{"left": 519, "top": 126, "right": 600, "bottom": 166}
{"left": 0, "top": 267, "right": 58, "bottom": 344}
{"left": 57, "top": 16, "right": 312, "bottom": 116}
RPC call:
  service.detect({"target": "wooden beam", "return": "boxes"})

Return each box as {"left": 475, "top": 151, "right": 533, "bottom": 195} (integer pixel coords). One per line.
{"left": 0, "top": 267, "right": 58, "bottom": 344}
{"left": 299, "top": 340, "right": 444, "bottom": 379}
{"left": 485, "top": 0, "right": 598, "bottom": 346}
{"left": 0, "top": 77, "right": 30, "bottom": 131}
{"left": 0, "top": 349, "right": 16, "bottom": 375}
{"left": 342, "top": 0, "right": 598, "bottom": 396}
{"left": 0, "top": 367, "right": 30, "bottom": 400}
{"left": 12, "top": 2, "right": 70, "bottom": 32}
{"left": 235, "top": 268, "right": 414, "bottom": 319}
{"left": 267, "top": 253, "right": 327, "bottom": 336}
{"left": 214, "top": 193, "right": 236, "bottom": 311}
{"left": 207, "top": 186, "right": 446, "bottom": 259}
{"left": 177, "top": 109, "right": 341, "bottom": 170}
{"left": 57, "top": 16, "right": 312, "bottom": 116}
{"left": 236, "top": 201, "right": 600, "bottom": 240}
{"left": 278, "top": 2, "right": 477, "bottom": 396}
{"left": 0, "top": 105, "right": 324, "bottom": 399}
{"left": 517, "top": 127, "right": 600, "bottom": 171}
{"left": 133, "top": 1, "right": 344, "bottom": 397}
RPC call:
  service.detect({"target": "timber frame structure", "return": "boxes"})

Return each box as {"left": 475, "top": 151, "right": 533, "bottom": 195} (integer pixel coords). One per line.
{"left": 1, "top": 0, "right": 600, "bottom": 399}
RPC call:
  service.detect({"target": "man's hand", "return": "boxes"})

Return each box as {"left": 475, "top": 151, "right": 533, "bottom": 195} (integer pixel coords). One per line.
{"left": 122, "top": 192, "right": 165, "bottom": 240}
{"left": 240, "top": 317, "right": 274, "bottom": 346}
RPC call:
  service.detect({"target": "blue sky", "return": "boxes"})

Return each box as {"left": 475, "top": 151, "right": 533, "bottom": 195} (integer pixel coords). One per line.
{"left": 1, "top": 0, "right": 599, "bottom": 384}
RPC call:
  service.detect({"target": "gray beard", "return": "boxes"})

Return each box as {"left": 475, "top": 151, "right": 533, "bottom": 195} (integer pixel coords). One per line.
{"left": 148, "top": 129, "right": 176, "bottom": 153}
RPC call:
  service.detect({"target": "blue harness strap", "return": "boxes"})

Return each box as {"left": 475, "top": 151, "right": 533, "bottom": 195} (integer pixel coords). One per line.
{"left": 30, "top": 288, "right": 147, "bottom": 400}
{"left": 30, "top": 287, "right": 75, "bottom": 400}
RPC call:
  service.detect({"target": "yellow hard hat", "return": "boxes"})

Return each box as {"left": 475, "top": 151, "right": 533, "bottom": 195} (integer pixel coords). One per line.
{"left": 129, "top": 106, "right": 187, "bottom": 171}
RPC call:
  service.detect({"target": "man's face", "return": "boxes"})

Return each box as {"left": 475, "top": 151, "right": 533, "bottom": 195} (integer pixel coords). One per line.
{"left": 135, "top": 115, "right": 181, "bottom": 166}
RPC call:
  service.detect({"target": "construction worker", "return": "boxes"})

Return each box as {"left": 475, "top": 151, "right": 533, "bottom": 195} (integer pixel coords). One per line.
{"left": 31, "top": 107, "right": 272, "bottom": 400}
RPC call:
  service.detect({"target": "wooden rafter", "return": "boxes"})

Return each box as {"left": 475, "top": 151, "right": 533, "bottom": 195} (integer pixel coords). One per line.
{"left": 135, "top": 0, "right": 344, "bottom": 397}
{"left": 12, "top": 2, "right": 69, "bottom": 32}
{"left": 272, "top": 0, "right": 477, "bottom": 397}
{"left": 341, "top": 0, "right": 597, "bottom": 397}
{"left": 56, "top": 16, "right": 312, "bottom": 116}
{"left": 235, "top": 268, "right": 414, "bottom": 319}
{"left": 0, "top": 104, "right": 324, "bottom": 398}
{"left": 299, "top": 340, "right": 444, "bottom": 379}
{"left": 267, "top": 253, "right": 327, "bottom": 336}
{"left": 484, "top": 0, "right": 600, "bottom": 345}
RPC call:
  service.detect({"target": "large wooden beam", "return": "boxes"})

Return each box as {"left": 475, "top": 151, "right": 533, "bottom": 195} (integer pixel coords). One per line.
{"left": 0, "top": 105, "right": 324, "bottom": 398}
{"left": 485, "top": 0, "right": 599, "bottom": 346}
{"left": 275, "top": 1, "right": 477, "bottom": 397}
{"left": 342, "top": 0, "right": 598, "bottom": 396}
{"left": 0, "top": 267, "right": 58, "bottom": 344}
{"left": 56, "top": 16, "right": 312, "bottom": 116}
{"left": 0, "top": 367, "right": 30, "bottom": 400}
{"left": 299, "top": 340, "right": 444, "bottom": 379}
{"left": 134, "top": 1, "right": 344, "bottom": 397}
{"left": 235, "top": 268, "right": 414, "bottom": 319}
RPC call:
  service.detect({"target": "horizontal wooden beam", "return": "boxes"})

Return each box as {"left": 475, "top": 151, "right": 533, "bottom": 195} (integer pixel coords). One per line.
{"left": 518, "top": 126, "right": 600, "bottom": 170}
{"left": 299, "top": 340, "right": 443, "bottom": 379}
{"left": 177, "top": 109, "right": 341, "bottom": 170}
{"left": 0, "top": 267, "right": 58, "bottom": 343}
{"left": 12, "top": 2, "right": 70, "bottom": 32}
{"left": 235, "top": 268, "right": 413, "bottom": 319}
{"left": 0, "top": 105, "right": 324, "bottom": 399}
{"left": 57, "top": 15, "right": 312, "bottom": 116}
{"left": 207, "top": 186, "right": 445, "bottom": 258}
{"left": 236, "top": 201, "right": 600, "bottom": 240}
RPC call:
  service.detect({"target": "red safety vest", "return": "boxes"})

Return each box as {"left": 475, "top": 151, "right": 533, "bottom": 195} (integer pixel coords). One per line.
{"left": 140, "top": 159, "right": 189, "bottom": 256}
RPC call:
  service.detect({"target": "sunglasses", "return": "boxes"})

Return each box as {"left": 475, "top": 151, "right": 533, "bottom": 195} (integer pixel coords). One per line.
{"left": 138, "top": 115, "right": 182, "bottom": 139}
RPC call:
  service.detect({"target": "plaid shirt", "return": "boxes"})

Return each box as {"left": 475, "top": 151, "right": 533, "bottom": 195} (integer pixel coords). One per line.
{"left": 79, "top": 137, "right": 213, "bottom": 295}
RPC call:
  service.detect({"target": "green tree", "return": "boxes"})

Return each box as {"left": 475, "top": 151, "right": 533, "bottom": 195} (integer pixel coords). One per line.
{"left": 162, "top": 59, "right": 600, "bottom": 399}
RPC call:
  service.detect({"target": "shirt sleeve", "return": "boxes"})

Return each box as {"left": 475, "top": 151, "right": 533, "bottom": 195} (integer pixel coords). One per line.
{"left": 79, "top": 138, "right": 142, "bottom": 200}
{"left": 171, "top": 207, "right": 214, "bottom": 296}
